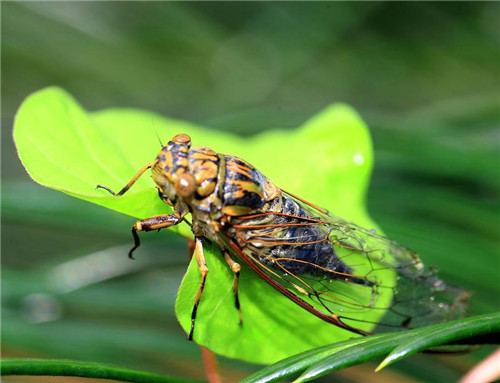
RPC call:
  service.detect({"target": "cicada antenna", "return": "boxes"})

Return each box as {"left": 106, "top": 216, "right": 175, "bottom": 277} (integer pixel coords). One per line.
{"left": 152, "top": 118, "right": 163, "bottom": 147}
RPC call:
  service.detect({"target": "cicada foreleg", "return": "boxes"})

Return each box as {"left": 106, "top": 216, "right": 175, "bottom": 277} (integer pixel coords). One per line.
{"left": 223, "top": 250, "right": 243, "bottom": 326}
{"left": 129, "top": 212, "right": 184, "bottom": 259}
{"left": 189, "top": 236, "right": 209, "bottom": 341}
{"left": 95, "top": 159, "right": 188, "bottom": 258}
{"left": 96, "top": 159, "right": 158, "bottom": 196}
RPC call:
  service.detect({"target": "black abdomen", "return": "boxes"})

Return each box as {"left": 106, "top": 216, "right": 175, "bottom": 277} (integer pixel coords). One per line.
{"left": 232, "top": 194, "right": 355, "bottom": 279}
{"left": 266, "top": 196, "right": 353, "bottom": 277}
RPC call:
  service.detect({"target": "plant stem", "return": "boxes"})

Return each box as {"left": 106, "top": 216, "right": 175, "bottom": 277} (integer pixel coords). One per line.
{"left": 201, "top": 347, "right": 222, "bottom": 383}
{"left": 0, "top": 358, "right": 202, "bottom": 383}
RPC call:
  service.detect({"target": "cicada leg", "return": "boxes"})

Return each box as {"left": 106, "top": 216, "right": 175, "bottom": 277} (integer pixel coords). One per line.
{"left": 96, "top": 160, "right": 189, "bottom": 258}
{"left": 129, "top": 212, "right": 184, "bottom": 259}
{"left": 96, "top": 159, "right": 158, "bottom": 196}
{"left": 223, "top": 250, "right": 243, "bottom": 325}
{"left": 189, "top": 236, "right": 209, "bottom": 341}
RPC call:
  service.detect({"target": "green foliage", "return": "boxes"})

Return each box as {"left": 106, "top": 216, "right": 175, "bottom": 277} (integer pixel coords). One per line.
{"left": 14, "top": 87, "right": 380, "bottom": 363}
{"left": 1, "top": 358, "right": 201, "bottom": 383}
{"left": 3, "top": 313, "right": 499, "bottom": 382}
{"left": 4, "top": 3, "right": 499, "bottom": 382}
{"left": 243, "top": 313, "right": 500, "bottom": 383}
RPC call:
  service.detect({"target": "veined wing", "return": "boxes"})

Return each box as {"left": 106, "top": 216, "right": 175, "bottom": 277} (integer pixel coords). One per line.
{"left": 226, "top": 193, "right": 469, "bottom": 334}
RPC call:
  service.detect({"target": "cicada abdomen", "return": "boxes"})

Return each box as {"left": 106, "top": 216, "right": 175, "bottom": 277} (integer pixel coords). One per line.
{"left": 227, "top": 193, "right": 469, "bottom": 334}
{"left": 97, "top": 133, "right": 468, "bottom": 339}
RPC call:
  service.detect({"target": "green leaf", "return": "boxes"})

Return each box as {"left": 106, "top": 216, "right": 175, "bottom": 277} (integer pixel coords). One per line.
{"left": 239, "top": 336, "right": 376, "bottom": 383}
{"left": 375, "top": 312, "right": 500, "bottom": 371}
{"left": 1, "top": 358, "right": 203, "bottom": 383}
{"left": 14, "top": 86, "right": 379, "bottom": 364}
{"left": 243, "top": 313, "right": 500, "bottom": 383}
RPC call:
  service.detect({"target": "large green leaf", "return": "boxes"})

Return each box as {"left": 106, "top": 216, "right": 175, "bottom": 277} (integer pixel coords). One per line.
{"left": 14, "top": 87, "right": 378, "bottom": 364}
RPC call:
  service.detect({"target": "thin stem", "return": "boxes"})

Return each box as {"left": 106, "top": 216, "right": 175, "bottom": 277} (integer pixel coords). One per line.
{"left": 201, "top": 347, "right": 222, "bottom": 383}
{"left": 1, "top": 358, "right": 203, "bottom": 383}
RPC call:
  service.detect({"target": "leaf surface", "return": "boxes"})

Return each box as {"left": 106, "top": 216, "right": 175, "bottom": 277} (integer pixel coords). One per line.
{"left": 14, "top": 87, "right": 378, "bottom": 363}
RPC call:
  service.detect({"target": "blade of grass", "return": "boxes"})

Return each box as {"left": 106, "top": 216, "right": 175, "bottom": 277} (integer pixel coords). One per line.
{"left": 240, "top": 336, "right": 379, "bottom": 383}
{"left": 377, "top": 312, "right": 500, "bottom": 371}
{"left": 0, "top": 358, "right": 204, "bottom": 383}
{"left": 243, "top": 313, "right": 500, "bottom": 383}
{"left": 296, "top": 313, "right": 500, "bottom": 382}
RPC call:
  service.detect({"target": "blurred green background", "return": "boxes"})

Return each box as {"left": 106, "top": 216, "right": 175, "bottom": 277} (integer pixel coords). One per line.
{"left": 2, "top": 2, "right": 499, "bottom": 382}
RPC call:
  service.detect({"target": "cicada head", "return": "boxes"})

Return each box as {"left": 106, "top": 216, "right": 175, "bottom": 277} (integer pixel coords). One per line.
{"left": 153, "top": 134, "right": 197, "bottom": 205}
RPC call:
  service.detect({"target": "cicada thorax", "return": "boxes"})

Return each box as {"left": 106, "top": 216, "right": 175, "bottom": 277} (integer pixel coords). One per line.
{"left": 151, "top": 134, "right": 282, "bottom": 235}
{"left": 219, "top": 155, "right": 281, "bottom": 216}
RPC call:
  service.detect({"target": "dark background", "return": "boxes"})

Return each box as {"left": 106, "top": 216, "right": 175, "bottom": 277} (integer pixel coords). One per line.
{"left": 2, "top": 2, "right": 499, "bottom": 382}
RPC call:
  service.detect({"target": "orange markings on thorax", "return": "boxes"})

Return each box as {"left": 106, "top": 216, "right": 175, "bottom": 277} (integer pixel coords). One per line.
{"left": 226, "top": 160, "right": 253, "bottom": 180}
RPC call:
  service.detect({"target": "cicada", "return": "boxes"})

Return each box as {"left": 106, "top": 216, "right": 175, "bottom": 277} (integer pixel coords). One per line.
{"left": 97, "top": 133, "right": 468, "bottom": 340}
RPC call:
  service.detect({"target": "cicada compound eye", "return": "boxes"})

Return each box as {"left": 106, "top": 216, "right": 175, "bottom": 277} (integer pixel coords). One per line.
{"left": 172, "top": 134, "right": 191, "bottom": 148}
{"left": 175, "top": 172, "right": 196, "bottom": 199}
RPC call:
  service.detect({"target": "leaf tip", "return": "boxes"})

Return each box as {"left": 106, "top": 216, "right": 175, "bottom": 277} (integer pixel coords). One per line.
{"left": 375, "top": 354, "right": 396, "bottom": 372}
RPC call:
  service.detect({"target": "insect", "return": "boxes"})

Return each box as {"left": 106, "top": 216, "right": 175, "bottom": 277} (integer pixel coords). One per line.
{"left": 97, "top": 133, "right": 468, "bottom": 340}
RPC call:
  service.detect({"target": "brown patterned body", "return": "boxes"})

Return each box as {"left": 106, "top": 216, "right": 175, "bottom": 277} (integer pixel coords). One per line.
{"left": 151, "top": 136, "right": 281, "bottom": 245}
{"left": 98, "top": 133, "right": 468, "bottom": 340}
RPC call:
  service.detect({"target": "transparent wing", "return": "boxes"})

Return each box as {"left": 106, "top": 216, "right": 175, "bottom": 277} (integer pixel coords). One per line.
{"left": 226, "top": 193, "right": 469, "bottom": 334}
